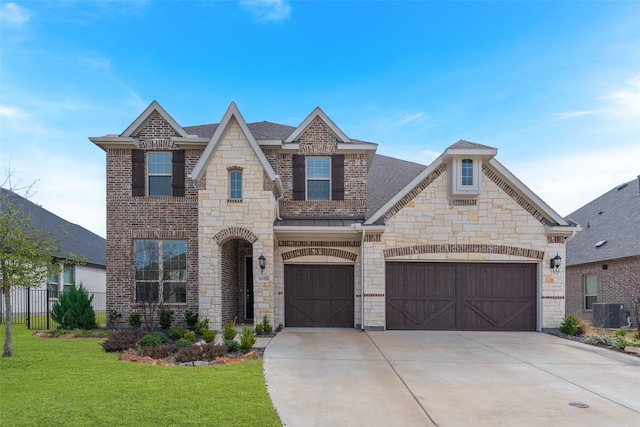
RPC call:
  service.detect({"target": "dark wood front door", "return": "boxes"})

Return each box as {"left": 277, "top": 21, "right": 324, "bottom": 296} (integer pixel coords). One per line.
{"left": 245, "top": 257, "right": 253, "bottom": 320}
{"left": 284, "top": 264, "right": 354, "bottom": 327}
{"left": 386, "top": 262, "right": 537, "bottom": 331}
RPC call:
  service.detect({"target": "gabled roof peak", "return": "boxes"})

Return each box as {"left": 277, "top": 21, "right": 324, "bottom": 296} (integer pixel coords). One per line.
{"left": 284, "top": 106, "right": 351, "bottom": 143}
{"left": 447, "top": 140, "right": 496, "bottom": 151}
{"left": 121, "top": 100, "right": 190, "bottom": 138}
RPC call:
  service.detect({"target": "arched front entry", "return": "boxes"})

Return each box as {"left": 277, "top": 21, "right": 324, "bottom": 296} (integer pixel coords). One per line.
{"left": 215, "top": 227, "right": 260, "bottom": 325}
{"left": 220, "top": 238, "right": 254, "bottom": 324}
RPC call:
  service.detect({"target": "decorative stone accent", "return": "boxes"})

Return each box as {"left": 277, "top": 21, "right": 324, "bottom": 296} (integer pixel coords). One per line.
{"left": 279, "top": 241, "right": 361, "bottom": 247}
{"left": 298, "top": 117, "right": 338, "bottom": 155}
{"left": 227, "top": 165, "right": 243, "bottom": 171}
{"left": 450, "top": 199, "right": 477, "bottom": 206}
{"left": 542, "top": 296, "right": 565, "bottom": 299}
{"left": 383, "top": 244, "right": 545, "bottom": 260}
{"left": 213, "top": 227, "right": 259, "bottom": 245}
{"left": 547, "top": 236, "right": 565, "bottom": 244}
{"left": 364, "top": 234, "right": 381, "bottom": 242}
{"left": 282, "top": 247, "right": 358, "bottom": 262}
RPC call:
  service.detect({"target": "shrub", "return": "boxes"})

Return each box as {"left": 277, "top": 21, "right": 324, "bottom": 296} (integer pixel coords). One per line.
{"left": 108, "top": 310, "right": 120, "bottom": 328}
{"left": 633, "top": 330, "right": 640, "bottom": 341}
{"left": 183, "top": 330, "right": 196, "bottom": 342}
{"left": 176, "top": 342, "right": 228, "bottom": 363}
{"left": 139, "top": 343, "right": 178, "bottom": 359}
{"left": 559, "top": 314, "right": 584, "bottom": 336}
{"left": 129, "top": 312, "right": 141, "bottom": 329}
{"left": 159, "top": 309, "right": 174, "bottom": 329}
{"left": 139, "top": 332, "right": 167, "bottom": 347}
{"left": 256, "top": 315, "right": 272, "bottom": 335}
{"left": 195, "top": 318, "right": 210, "bottom": 336}
{"left": 222, "top": 318, "right": 238, "bottom": 341}
{"left": 176, "top": 338, "right": 194, "bottom": 348}
{"left": 225, "top": 339, "right": 239, "bottom": 353}
{"left": 239, "top": 326, "right": 256, "bottom": 354}
{"left": 51, "top": 284, "right": 97, "bottom": 330}
{"left": 184, "top": 309, "right": 199, "bottom": 329}
{"left": 614, "top": 326, "right": 627, "bottom": 338}
{"left": 101, "top": 330, "right": 145, "bottom": 352}
{"left": 202, "top": 329, "right": 216, "bottom": 343}
{"left": 168, "top": 326, "right": 189, "bottom": 340}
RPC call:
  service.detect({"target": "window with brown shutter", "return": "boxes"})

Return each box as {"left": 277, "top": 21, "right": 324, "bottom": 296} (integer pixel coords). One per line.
{"left": 132, "top": 149, "right": 145, "bottom": 197}
{"left": 172, "top": 150, "right": 185, "bottom": 197}
{"left": 292, "top": 154, "right": 305, "bottom": 200}
{"left": 331, "top": 154, "right": 344, "bottom": 201}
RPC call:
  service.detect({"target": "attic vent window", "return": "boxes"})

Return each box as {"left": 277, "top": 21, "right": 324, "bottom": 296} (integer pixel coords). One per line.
{"left": 595, "top": 240, "right": 607, "bottom": 248}
{"left": 616, "top": 183, "right": 628, "bottom": 191}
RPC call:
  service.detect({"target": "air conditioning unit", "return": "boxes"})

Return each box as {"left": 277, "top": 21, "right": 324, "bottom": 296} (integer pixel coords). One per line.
{"left": 592, "top": 303, "right": 625, "bottom": 328}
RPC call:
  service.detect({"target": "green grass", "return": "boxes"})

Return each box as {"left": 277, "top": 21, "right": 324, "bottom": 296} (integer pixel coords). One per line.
{"left": 0, "top": 325, "right": 281, "bottom": 426}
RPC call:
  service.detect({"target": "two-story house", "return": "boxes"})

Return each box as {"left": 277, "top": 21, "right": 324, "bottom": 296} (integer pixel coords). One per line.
{"left": 90, "top": 101, "right": 578, "bottom": 331}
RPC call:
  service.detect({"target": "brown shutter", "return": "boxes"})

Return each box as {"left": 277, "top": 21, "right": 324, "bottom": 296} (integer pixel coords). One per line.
{"left": 131, "top": 149, "right": 145, "bottom": 197}
{"left": 292, "top": 154, "right": 305, "bottom": 200}
{"left": 172, "top": 150, "right": 185, "bottom": 197}
{"left": 331, "top": 154, "right": 344, "bottom": 201}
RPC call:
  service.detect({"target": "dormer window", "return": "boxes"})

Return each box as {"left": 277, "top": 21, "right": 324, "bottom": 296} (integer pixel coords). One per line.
{"left": 461, "top": 159, "right": 473, "bottom": 186}
{"left": 450, "top": 157, "right": 481, "bottom": 198}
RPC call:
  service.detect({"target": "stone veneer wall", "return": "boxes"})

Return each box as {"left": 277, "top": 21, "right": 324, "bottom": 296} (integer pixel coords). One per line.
{"left": 361, "top": 166, "right": 566, "bottom": 330}
{"left": 104, "top": 116, "right": 203, "bottom": 326}
{"left": 198, "top": 118, "right": 276, "bottom": 330}
{"left": 566, "top": 256, "right": 640, "bottom": 326}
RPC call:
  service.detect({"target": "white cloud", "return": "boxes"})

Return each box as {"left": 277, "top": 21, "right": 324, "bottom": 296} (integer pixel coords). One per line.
{"left": 239, "top": 0, "right": 291, "bottom": 22}
{"left": 510, "top": 143, "right": 640, "bottom": 218}
{"left": 0, "top": 105, "right": 28, "bottom": 119}
{"left": 398, "top": 112, "right": 426, "bottom": 127}
{"left": 0, "top": 2, "right": 29, "bottom": 26}
{"left": 556, "top": 76, "right": 640, "bottom": 120}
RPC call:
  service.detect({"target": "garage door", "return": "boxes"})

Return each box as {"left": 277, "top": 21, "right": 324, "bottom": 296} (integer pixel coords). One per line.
{"left": 386, "top": 262, "right": 536, "bottom": 331}
{"left": 285, "top": 264, "right": 354, "bottom": 327}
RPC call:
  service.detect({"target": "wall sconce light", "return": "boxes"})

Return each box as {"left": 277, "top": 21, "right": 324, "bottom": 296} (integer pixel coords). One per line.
{"left": 258, "top": 254, "right": 266, "bottom": 271}
{"left": 550, "top": 254, "right": 561, "bottom": 273}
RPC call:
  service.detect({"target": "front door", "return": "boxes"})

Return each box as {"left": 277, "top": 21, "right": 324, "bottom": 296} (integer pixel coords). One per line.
{"left": 245, "top": 256, "right": 254, "bottom": 320}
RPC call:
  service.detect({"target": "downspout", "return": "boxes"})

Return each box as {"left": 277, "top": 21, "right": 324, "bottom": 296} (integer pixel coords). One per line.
{"left": 353, "top": 223, "right": 366, "bottom": 331}
{"left": 274, "top": 175, "right": 284, "bottom": 221}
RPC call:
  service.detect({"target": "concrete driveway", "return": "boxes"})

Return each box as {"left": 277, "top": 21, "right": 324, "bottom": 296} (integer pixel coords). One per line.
{"left": 263, "top": 329, "right": 640, "bottom": 426}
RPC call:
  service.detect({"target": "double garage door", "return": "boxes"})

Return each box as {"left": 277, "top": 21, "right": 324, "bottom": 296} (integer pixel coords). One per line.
{"left": 386, "top": 262, "right": 537, "bottom": 331}
{"left": 284, "top": 264, "right": 354, "bottom": 328}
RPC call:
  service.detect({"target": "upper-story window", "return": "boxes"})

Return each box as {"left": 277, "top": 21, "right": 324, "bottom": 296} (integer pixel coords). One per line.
{"left": 132, "top": 150, "right": 185, "bottom": 197}
{"left": 306, "top": 157, "right": 331, "bottom": 200}
{"left": 292, "top": 154, "right": 344, "bottom": 201}
{"left": 147, "top": 152, "right": 172, "bottom": 196}
{"left": 229, "top": 170, "right": 243, "bottom": 200}
{"left": 461, "top": 159, "right": 473, "bottom": 186}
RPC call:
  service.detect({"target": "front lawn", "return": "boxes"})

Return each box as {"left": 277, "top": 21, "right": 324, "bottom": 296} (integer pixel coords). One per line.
{"left": 0, "top": 325, "right": 281, "bottom": 426}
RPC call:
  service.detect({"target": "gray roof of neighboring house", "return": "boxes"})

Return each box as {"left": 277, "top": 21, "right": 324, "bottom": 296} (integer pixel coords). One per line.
{"left": 565, "top": 177, "right": 640, "bottom": 266}
{"left": 183, "top": 121, "right": 377, "bottom": 145}
{"left": 366, "top": 154, "right": 427, "bottom": 222}
{"left": 0, "top": 188, "right": 106, "bottom": 267}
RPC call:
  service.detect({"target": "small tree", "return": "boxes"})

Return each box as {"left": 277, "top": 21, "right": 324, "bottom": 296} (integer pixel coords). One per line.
{"left": 51, "top": 283, "right": 97, "bottom": 330}
{"left": 1, "top": 175, "right": 61, "bottom": 357}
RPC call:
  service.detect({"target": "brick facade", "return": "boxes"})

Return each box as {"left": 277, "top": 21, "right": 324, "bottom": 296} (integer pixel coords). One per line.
{"left": 98, "top": 102, "right": 572, "bottom": 332}
{"left": 566, "top": 256, "right": 640, "bottom": 327}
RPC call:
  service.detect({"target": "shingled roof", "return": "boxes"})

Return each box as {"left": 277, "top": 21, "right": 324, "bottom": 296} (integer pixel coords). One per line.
{"left": 0, "top": 188, "right": 106, "bottom": 267}
{"left": 565, "top": 177, "right": 640, "bottom": 266}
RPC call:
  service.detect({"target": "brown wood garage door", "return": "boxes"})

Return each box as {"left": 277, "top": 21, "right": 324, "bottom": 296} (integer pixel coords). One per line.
{"left": 285, "top": 264, "right": 354, "bottom": 327}
{"left": 386, "top": 262, "right": 537, "bottom": 331}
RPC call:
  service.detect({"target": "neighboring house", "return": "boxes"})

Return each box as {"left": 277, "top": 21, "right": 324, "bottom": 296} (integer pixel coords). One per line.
{"left": 0, "top": 188, "right": 106, "bottom": 313}
{"left": 90, "top": 101, "right": 578, "bottom": 331}
{"left": 565, "top": 178, "right": 640, "bottom": 327}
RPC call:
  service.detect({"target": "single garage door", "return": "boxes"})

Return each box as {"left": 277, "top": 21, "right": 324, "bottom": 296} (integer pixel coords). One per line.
{"left": 285, "top": 264, "right": 354, "bottom": 327}
{"left": 386, "top": 262, "right": 537, "bottom": 331}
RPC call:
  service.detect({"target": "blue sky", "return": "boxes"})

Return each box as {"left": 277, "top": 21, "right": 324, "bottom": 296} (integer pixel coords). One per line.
{"left": 1, "top": 1, "right": 639, "bottom": 238}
